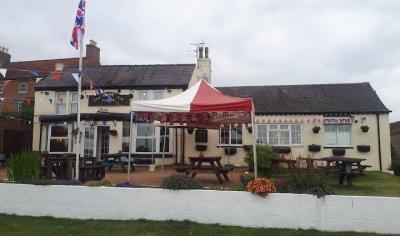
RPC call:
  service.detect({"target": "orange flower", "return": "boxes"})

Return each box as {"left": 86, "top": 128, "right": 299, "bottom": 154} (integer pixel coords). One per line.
{"left": 246, "top": 178, "right": 276, "bottom": 197}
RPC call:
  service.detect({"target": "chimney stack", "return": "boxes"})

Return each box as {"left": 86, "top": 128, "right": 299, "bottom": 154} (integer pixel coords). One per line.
{"left": 198, "top": 46, "right": 203, "bottom": 58}
{"left": 85, "top": 40, "right": 100, "bottom": 66}
{"left": 196, "top": 46, "right": 211, "bottom": 83}
{"left": 204, "top": 47, "right": 209, "bottom": 58}
{"left": 0, "top": 46, "right": 11, "bottom": 66}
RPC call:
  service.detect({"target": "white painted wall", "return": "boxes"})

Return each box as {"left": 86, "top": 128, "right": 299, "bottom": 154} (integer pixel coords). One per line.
{"left": 0, "top": 183, "right": 399, "bottom": 235}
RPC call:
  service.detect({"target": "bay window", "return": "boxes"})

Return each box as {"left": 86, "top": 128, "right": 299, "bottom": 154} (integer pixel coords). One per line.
{"left": 136, "top": 124, "right": 156, "bottom": 152}
{"left": 219, "top": 125, "right": 242, "bottom": 145}
{"left": 257, "top": 124, "right": 302, "bottom": 146}
{"left": 325, "top": 124, "right": 351, "bottom": 146}
{"left": 48, "top": 125, "right": 70, "bottom": 153}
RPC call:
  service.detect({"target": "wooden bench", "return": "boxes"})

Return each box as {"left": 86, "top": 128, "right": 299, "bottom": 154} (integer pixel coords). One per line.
{"left": 79, "top": 165, "right": 105, "bottom": 183}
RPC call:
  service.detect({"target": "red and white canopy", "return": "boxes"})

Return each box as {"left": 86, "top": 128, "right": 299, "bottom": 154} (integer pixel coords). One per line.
{"left": 131, "top": 79, "right": 253, "bottom": 113}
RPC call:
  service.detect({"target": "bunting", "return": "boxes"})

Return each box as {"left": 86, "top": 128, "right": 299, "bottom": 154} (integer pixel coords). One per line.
{"left": 72, "top": 73, "right": 80, "bottom": 83}
{"left": 88, "top": 79, "right": 94, "bottom": 90}
{"left": 30, "top": 69, "right": 38, "bottom": 77}
{"left": 51, "top": 71, "right": 61, "bottom": 81}
{"left": 36, "top": 78, "right": 43, "bottom": 84}
{"left": 0, "top": 68, "right": 7, "bottom": 78}
{"left": 48, "top": 99, "right": 53, "bottom": 105}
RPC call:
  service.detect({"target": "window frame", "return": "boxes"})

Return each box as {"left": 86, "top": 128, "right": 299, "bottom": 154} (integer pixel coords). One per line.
{"left": 219, "top": 124, "right": 243, "bottom": 146}
{"left": 153, "top": 90, "right": 164, "bottom": 100}
{"left": 17, "top": 101, "right": 24, "bottom": 111}
{"left": 47, "top": 124, "right": 71, "bottom": 154}
{"left": 324, "top": 124, "right": 352, "bottom": 147}
{"left": 70, "top": 92, "right": 78, "bottom": 114}
{"left": 55, "top": 92, "right": 67, "bottom": 115}
{"left": 256, "top": 123, "right": 303, "bottom": 146}
{"left": 18, "top": 82, "right": 28, "bottom": 94}
{"left": 138, "top": 90, "right": 149, "bottom": 101}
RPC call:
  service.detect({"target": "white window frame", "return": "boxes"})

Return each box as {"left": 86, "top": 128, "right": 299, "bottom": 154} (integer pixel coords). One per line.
{"left": 138, "top": 90, "right": 149, "bottom": 101}
{"left": 47, "top": 124, "right": 71, "bottom": 154}
{"left": 324, "top": 124, "right": 352, "bottom": 147}
{"left": 81, "top": 125, "right": 97, "bottom": 158}
{"left": 17, "top": 101, "right": 24, "bottom": 111}
{"left": 70, "top": 92, "right": 78, "bottom": 114}
{"left": 18, "top": 82, "right": 28, "bottom": 94}
{"left": 55, "top": 92, "right": 67, "bottom": 115}
{"left": 219, "top": 124, "right": 243, "bottom": 146}
{"left": 256, "top": 124, "right": 303, "bottom": 146}
{"left": 153, "top": 90, "right": 164, "bottom": 100}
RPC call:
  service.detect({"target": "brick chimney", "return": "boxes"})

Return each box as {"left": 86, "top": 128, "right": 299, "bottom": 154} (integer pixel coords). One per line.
{"left": 0, "top": 46, "right": 11, "bottom": 67}
{"left": 85, "top": 40, "right": 100, "bottom": 66}
{"left": 196, "top": 46, "right": 211, "bottom": 83}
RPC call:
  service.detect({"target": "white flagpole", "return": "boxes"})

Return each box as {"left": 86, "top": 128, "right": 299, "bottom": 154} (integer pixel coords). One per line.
{"left": 128, "top": 112, "right": 133, "bottom": 182}
{"left": 75, "top": 31, "right": 84, "bottom": 181}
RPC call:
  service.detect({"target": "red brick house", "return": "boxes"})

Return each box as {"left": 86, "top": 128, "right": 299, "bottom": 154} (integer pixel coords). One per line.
{"left": 0, "top": 41, "right": 100, "bottom": 156}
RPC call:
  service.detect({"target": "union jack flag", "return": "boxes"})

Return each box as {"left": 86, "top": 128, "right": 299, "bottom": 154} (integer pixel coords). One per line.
{"left": 70, "top": 0, "right": 86, "bottom": 50}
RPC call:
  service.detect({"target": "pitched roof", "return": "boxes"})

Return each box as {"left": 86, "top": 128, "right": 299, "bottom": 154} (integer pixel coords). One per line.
{"left": 391, "top": 121, "right": 400, "bottom": 134}
{"left": 217, "top": 82, "right": 390, "bottom": 114}
{"left": 35, "top": 64, "right": 196, "bottom": 90}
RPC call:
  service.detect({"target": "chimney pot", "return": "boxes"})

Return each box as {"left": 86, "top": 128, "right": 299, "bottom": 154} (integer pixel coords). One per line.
{"left": 198, "top": 47, "right": 203, "bottom": 58}
{"left": 204, "top": 47, "right": 209, "bottom": 58}
{"left": 0, "top": 45, "right": 11, "bottom": 66}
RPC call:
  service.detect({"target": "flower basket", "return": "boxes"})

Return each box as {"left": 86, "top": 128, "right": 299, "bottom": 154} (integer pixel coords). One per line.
{"left": 273, "top": 146, "right": 291, "bottom": 154}
{"left": 357, "top": 145, "right": 370, "bottom": 153}
{"left": 224, "top": 147, "right": 237, "bottom": 155}
{"left": 308, "top": 144, "right": 321, "bottom": 152}
{"left": 312, "top": 126, "right": 321, "bottom": 134}
{"left": 247, "top": 127, "right": 252, "bottom": 133}
{"left": 109, "top": 129, "right": 118, "bottom": 136}
{"left": 187, "top": 127, "right": 194, "bottom": 134}
{"left": 332, "top": 149, "right": 345, "bottom": 156}
{"left": 361, "top": 125, "right": 370, "bottom": 133}
{"left": 247, "top": 178, "right": 276, "bottom": 197}
{"left": 195, "top": 144, "right": 207, "bottom": 152}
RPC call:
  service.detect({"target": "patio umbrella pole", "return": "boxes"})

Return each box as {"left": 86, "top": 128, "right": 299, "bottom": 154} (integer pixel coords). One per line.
{"left": 161, "top": 123, "right": 167, "bottom": 172}
{"left": 127, "top": 111, "right": 133, "bottom": 183}
{"left": 251, "top": 110, "right": 258, "bottom": 178}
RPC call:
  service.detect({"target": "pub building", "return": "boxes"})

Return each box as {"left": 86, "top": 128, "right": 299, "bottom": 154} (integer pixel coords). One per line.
{"left": 32, "top": 48, "right": 392, "bottom": 171}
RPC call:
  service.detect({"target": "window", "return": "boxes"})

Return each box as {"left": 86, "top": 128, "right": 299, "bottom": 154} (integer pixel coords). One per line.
{"left": 17, "top": 101, "right": 23, "bottom": 111}
{"left": 160, "top": 127, "right": 170, "bottom": 152}
{"left": 325, "top": 124, "right": 351, "bottom": 146}
{"left": 122, "top": 122, "right": 131, "bottom": 152}
{"left": 83, "top": 126, "right": 95, "bottom": 157}
{"left": 0, "top": 84, "right": 3, "bottom": 94}
{"left": 136, "top": 124, "right": 156, "bottom": 152}
{"left": 154, "top": 90, "right": 164, "bottom": 100}
{"left": 71, "top": 92, "right": 78, "bottom": 113}
{"left": 48, "top": 125, "right": 69, "bottom": 153}
{"left": 138, "top": 91, "right": 148, "bottom": 100}
{"left": 257, "top": 124, "right": 302, "bottom": 146}
{"left": 18, "top": 82, "right": 27, "bottom": 93}
{"left": 56, "top": 92, "right": 66, "bottom": 114}
{"left": 219, "top": 124, "right": 242, "bottom": 145}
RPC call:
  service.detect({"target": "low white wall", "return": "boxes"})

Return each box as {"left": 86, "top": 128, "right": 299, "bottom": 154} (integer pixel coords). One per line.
{"left": 0, "top": 183, "right": 399, "bottom": 235}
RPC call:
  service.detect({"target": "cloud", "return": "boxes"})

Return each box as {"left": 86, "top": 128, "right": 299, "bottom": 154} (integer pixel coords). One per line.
{"left": 1, "top": 0, "right": 399, "bottom": 120}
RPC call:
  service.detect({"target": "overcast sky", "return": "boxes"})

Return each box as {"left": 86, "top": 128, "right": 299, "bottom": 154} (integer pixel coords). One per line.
{"left": 1, "top": 0, "right": 400, "bottom": 121}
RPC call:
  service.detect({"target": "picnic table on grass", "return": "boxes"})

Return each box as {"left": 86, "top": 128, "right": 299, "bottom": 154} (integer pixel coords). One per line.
{"left": 177, "top": 156, "right": 233, "bottom": 184}
{"left": 320, "top": 156, "right": 369, "bottom": 187}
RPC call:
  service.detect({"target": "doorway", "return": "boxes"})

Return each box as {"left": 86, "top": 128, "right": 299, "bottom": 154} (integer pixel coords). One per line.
{"left": 97, "top": 126, "right": 110, "bottom": 160}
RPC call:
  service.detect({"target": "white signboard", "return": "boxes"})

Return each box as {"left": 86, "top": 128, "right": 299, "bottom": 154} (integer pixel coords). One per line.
{"left": 323, "top": 117, "right": 352, "bottom": 124}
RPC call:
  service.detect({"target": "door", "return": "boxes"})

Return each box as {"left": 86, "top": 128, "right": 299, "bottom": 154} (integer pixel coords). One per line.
{"left": 97, "top": 126, "right": 110, "bottom": 159}
{"left": 81, "top": 126, "right": 97, "bottom": 158}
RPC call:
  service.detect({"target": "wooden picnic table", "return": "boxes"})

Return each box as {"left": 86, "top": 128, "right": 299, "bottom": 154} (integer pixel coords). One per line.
{"left": 297, "top": 157, "right": 321, "bottom": 169}
{"left": 320, "top": 156, "right": 367, "bottom": 187}
{"left": 102, "top": 153, "right": 136, "bottom": 172}
{"left": 187, "top": 156, "right": 232, "bottom": 184}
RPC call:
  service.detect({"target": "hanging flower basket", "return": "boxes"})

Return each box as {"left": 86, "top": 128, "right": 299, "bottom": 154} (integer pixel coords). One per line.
{"left": 195, "top": 144, "right": 207, "bottom": 152}
{"left": 224, "top": 147, "right": 237, "bottom": 155}
{"left": 247, "top": 127, "right": 252, "bottom": 133}
{"left": 357, "top": 145, "right": 371, "bottom": 153}
{"left": 109, "top": 129, "right": 118, "bottom": 136}
{"left": 308, "top": 144, "right": 321, "bottom": 152}
{"left": 273, "top": 146, "right": 291, "bottom": 154}
{"left": 361, "top": 125, "right": 370, "bottom": 133}
{"left": 332, "top": 149, "right": 345, "bottom": 156}
{"left": 187, "top": 127, "right": 194, "bottom": 134}
{"left": 312, "top": 126, "right": 321, "bottom": 134}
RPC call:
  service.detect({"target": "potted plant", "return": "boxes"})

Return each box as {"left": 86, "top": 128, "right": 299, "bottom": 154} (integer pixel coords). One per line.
{"left": 361, "top": 125, "right": 370, "bottom": 133}
{"left": 109, "top": 129, "right": 118, "bottom": 136}
{"left": 308, "top": 144, "right": 321, "bottom": 152}
{"left": 357, "top": 145, "right": 371, "bottom": 153}
{"left": 244, "top": 145, "right": 279, "bottom": 176}
{"left": 312, "top": 126, "right": 321, "bottom": 134}
{"left": 187, "top": 127, "right": 194, "bottom": 134}
{"left": 195, "top": 144, "right": 207, "bottom": 152}
{"left": 224, "top": 147, "right": 237, "bottom": 155}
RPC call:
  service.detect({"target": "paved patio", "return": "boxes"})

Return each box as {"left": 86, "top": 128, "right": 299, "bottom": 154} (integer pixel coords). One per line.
{"left": 0, "top": 166, "right": 247, "bottom": 188}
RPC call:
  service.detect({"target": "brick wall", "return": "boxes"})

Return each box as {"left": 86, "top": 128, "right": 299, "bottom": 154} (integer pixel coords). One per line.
{"left": 0, "top": 79, "right": 35, "bottom": 112}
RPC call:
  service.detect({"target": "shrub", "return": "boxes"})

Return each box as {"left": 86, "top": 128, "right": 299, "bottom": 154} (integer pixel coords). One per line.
{"left": 390, "top": 153, "right": 400, "bottom": 176}
{"left": 244, "top": 145, "right": 279, "bottom": 173}
{"left": 284, "top": 169, "right": 334, "bottom": 198}
{"left": 161, "top": 175, "right": 201, "bottom": 190}
{"left": 7, "top": 151, "right": 41, "bottom": 183}
{"left": 247, "top": 178, "right": 276, "bottom": 197}
{"left": 273, "top": 178, "right": 289, "bottom": 193}
{"left": 239, "top": 172, "right": 254, "bottom": 190}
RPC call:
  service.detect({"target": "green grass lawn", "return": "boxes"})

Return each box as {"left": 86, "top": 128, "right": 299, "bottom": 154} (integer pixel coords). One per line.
{"left": 0, "top": 214, "right": 391, "bottom": 236}
{"left": 329, "top": 171, "right": 400, "bottom": 197}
